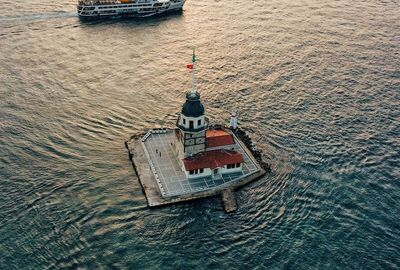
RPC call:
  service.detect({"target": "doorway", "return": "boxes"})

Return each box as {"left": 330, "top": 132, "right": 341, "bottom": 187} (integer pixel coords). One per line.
{"left": 213, "top": 168, "right": 221, "bottom": 179}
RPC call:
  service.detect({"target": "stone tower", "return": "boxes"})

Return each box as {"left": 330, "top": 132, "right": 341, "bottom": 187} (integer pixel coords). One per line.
{"left": 176, "top": 91, "right": 207, "bottom": 158}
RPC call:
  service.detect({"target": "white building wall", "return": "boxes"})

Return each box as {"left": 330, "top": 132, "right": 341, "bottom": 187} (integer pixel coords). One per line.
{"left": 220, "top": 164, "right": 242, "bottom": 174}
{"left": 180, "top": 114, "right": 205, "bottom": 130}
{"left": 184, "top": 168, "right": 212, "bottom": 179}
{"left": 183, "top": 165, "right": 242, "bottom": 179}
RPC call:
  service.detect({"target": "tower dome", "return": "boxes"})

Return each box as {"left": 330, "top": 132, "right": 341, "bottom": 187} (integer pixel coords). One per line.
{"left": 181, "top": 91, "right": 204, "bottom": 118}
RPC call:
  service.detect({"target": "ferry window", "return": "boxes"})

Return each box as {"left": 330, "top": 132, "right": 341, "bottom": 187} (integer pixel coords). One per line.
{"left": 198, "top": 119, "right": 201, "bottom": 126}
{"left": 189, "top": 120, "right": 194, "bottom": 129}
{"left": 200, "top": 168, "right": 204, "bottom": 173}
{"left": 236, "top": 163, "right": 241, "bottom": 168}
{"left": 189, "top": 170, "right": 194, "bottom": 175}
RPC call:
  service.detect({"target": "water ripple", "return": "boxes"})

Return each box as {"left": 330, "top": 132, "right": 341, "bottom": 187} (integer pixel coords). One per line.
{"left": 0, "top": 0, "right": 399, "bottom": 269}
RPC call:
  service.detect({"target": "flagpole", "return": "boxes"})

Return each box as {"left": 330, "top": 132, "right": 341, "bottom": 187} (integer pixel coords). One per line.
{"left": 191, "top": 48, "right": 196, "bottom": 94}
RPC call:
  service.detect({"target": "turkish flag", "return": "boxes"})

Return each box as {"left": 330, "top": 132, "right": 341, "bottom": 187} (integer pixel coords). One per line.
{"left": 186, "top": 63, "right": 193, "bottom": 69}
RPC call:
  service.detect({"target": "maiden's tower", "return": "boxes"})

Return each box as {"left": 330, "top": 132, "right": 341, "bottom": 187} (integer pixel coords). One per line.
{"left": 126, "top": 51, "right": 266, "bottom": 212}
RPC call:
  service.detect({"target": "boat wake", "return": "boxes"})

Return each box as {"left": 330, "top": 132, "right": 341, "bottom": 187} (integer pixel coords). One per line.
{"left": 0, "top": 12, "right": 77, "bottom": 23}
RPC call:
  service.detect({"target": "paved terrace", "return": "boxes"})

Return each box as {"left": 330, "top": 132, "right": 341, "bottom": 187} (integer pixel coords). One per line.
{"left": 141, "top": 129, "right": 259, "bottom": 197}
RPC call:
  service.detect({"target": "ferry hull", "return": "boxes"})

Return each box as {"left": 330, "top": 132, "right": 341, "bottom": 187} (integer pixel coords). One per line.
{"left": 78, "top": 8, "right": 182, "bottom": 20}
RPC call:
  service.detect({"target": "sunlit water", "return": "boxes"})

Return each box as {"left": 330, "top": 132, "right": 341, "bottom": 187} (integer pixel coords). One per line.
{"left": 0, "top": 0, "right": 399, "bottom": 269}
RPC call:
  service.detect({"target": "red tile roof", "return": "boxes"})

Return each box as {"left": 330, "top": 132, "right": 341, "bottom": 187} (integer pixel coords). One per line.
{"left": 206, "top": 129, "right": 235, "bottom": 148}
{"left": 182, "top": 149, "right": 244, "bottom": 171}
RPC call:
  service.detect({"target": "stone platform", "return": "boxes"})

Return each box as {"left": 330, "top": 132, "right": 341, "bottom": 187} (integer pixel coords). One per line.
{"left": 126, "top": 128, "right": 266, "bottom": 211}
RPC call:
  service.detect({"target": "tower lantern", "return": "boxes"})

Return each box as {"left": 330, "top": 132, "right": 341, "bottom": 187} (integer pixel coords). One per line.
{"left": 230, "top": 112, "right": 238, "bottom": 129}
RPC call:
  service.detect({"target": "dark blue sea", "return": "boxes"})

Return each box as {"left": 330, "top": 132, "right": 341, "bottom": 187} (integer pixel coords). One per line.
{"left": 0, "top": 0, "right": 399, "bottom": 269}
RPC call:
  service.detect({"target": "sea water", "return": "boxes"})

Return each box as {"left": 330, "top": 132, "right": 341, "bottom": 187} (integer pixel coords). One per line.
{"left": 0, "top": 0, "right": 399, "bottom": 268}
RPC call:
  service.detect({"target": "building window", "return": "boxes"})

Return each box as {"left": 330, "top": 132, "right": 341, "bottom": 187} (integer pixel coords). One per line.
{"left": 227, "top": 164, "right": 239, "bottom": 169}
{"left": 198, "top": 119, "right": 201, "bottom": 126}
{"left": 190, "top": 169, "right": 204, "bottom": 175}
{"left": 189, "top": 120, "right": 194, "bottom": 129}
{"left": 183, "top": 118, "right": 186, "bottom": 125}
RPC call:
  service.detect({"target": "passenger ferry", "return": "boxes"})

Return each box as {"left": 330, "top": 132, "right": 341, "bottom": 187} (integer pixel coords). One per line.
{"left": 77, "top": 0, "right": 185, "bottom": 19}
